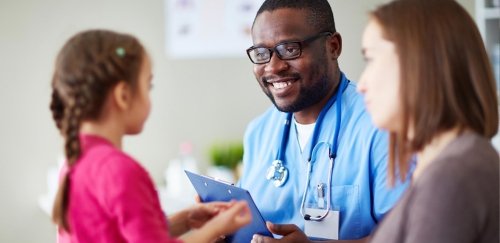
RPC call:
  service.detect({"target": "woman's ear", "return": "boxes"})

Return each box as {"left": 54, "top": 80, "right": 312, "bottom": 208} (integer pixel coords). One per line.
{"left": 112, "top": 82, "right": 132, "bottom": 110}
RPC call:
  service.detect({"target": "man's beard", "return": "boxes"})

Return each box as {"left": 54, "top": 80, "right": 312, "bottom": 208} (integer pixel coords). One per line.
{"left": 266, "top": 73, "right": 331, "bottom": 113}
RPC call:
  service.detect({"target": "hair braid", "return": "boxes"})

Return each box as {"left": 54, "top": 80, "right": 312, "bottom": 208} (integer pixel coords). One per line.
{"left": 52, "top": 81, "right": 88, "bottom": 231}
{"left": 63, "top": 92, "right": 86, "bottom": 165}
{"left": 50, "top": 90, "right": 65, "bottom": 130}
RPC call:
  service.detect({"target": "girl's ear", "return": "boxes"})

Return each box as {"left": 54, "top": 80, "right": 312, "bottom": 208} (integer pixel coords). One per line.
{"left": 112, "top": 82, "right": 132, "bottom": 110}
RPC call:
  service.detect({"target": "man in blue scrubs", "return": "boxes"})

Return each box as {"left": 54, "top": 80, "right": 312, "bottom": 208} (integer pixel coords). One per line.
{"left": 239, "top": 0, "right": 409, "bottom": 242}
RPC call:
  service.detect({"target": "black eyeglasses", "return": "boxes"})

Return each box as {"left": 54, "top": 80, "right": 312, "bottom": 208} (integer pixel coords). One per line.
{"left": 246, "top": 32, "right": 332, "bottom": 64}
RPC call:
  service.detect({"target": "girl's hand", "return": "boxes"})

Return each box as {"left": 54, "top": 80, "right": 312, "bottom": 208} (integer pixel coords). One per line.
{"left": 186, "top": 201, "right": 235, "bottom": 229}
{"left": 179, "top": 201, "right": 252, "bottom": 243}
{"left": 207, "top": 200, "right": 252, "bottom": 237}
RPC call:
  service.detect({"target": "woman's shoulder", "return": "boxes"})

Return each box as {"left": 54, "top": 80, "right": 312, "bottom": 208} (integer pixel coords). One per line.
{"left": 413, "top": 132, "right": 499, "bottom": 206}
{"left": 405, "top": 132, "right": 499, "bottom": 243}
{"left": 425, "top": 132, "right": 498, "bottom": 182}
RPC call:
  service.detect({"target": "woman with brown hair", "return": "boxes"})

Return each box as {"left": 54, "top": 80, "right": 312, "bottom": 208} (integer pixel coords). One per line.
{"left": 357, "top": 0, "right": 499, "bottom": 242}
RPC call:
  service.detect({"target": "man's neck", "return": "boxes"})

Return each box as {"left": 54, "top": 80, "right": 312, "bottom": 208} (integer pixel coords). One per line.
{"left": 294, "top": 73, "right": 341, "bottom": 124}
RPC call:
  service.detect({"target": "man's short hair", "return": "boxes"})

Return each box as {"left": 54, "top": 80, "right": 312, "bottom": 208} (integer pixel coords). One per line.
{"left": 254, "top": 0, "right": 336, "bottom": 33}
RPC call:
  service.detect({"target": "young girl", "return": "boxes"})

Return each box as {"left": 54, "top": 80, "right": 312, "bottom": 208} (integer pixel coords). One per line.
{"left": 50, "top": 29, "right": 251, "bottom": 243}
{"left": 357, "top": 0, "right": 499, "bottom": 242}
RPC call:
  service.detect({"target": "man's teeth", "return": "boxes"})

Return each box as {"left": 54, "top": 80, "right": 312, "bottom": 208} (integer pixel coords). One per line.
{"left": 272, "top": 81, "right": 291, "bottom": 89}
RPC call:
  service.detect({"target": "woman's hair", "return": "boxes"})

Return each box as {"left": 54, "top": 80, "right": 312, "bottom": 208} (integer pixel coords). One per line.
{"left": 371, "top": 0, "right": 499, "bottom": 183}
{"left": 50, "top": 29, "right": 145, "bottom": 231}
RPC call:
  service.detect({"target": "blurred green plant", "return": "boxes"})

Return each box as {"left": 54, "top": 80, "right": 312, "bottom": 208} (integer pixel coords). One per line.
{"left": 209, "top": 142, "right": 244, "bottom": 170}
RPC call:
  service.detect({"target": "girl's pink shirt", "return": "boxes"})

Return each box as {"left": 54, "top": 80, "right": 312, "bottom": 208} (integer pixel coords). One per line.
{"left": 57, "top": 134, "right": 181, "bottom": 243}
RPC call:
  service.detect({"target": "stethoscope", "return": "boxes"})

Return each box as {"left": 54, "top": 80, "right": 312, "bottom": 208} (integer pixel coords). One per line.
{"left": 266, "top": 77, "right": 348, "bottom": 221}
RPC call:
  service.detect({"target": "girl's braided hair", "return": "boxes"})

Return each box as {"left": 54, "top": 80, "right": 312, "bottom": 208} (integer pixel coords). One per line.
{"left": 49, "top": 29, "right": 144, "bottom": 231}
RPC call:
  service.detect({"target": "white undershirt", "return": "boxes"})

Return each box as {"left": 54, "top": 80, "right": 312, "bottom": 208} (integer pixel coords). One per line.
{"left": 294, "top": 118, "right": 316, "bottom": 153}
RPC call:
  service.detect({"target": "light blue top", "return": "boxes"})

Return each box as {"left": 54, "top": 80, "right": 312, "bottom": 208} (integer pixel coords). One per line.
{"left": 238, "top": 73, "right": 409, "bottom": 240}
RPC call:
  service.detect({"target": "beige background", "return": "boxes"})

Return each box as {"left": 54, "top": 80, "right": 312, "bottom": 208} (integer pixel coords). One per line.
{"left": 0, "top": 0, "right": 475, "bottom": 242}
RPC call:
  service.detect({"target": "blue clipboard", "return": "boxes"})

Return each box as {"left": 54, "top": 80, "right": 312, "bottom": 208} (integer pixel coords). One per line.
{"left": 184, "top": 170, "right": 274, "bottom": 243}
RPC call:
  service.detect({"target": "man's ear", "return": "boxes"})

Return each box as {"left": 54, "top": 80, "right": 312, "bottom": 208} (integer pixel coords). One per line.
{"left": 327, "top": 32, "right": 342, "bottom": 60}
{"left": 112, "top": 82, "right": 132, "bottom": 110}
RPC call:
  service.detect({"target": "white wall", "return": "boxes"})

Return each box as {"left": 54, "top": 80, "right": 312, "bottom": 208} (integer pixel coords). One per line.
{"left": 0, "top": 0, "right": 475, "bottom": 242}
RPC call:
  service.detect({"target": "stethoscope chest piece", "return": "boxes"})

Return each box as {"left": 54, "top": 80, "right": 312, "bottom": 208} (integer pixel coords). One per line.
{"left": 266, "top": 159, "right": 288, "bottom": 187}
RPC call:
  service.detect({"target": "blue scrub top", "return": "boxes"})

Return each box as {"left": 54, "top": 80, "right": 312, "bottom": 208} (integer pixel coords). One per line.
{"left": 238, "top": 73, "right": 409, "bottom": 240}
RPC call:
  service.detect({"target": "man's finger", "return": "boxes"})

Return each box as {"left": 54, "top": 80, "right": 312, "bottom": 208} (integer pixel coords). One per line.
{"left": 267, "top": 222, "right": 300, "bottom": 235}
{"left": 251, "top": 234, "right": 277, "bottom": 243}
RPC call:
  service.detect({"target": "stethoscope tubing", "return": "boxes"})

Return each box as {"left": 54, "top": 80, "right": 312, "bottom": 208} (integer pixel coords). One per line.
{"left": 270, "top": 76, "right": 349, "bottom": 221}
{"left": 299, "top": 81, "right": 343, "bottom": 221}
{"left": 300, "top": 147, "right": 335, "bottom": 221}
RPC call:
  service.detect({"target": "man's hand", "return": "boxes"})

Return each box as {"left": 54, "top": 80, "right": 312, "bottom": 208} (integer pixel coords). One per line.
{"left": 251, "top": 222, "right": 311, "bottom": 243}
{"left": 251, "top": 222, "right": 369, "bottom": 243}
